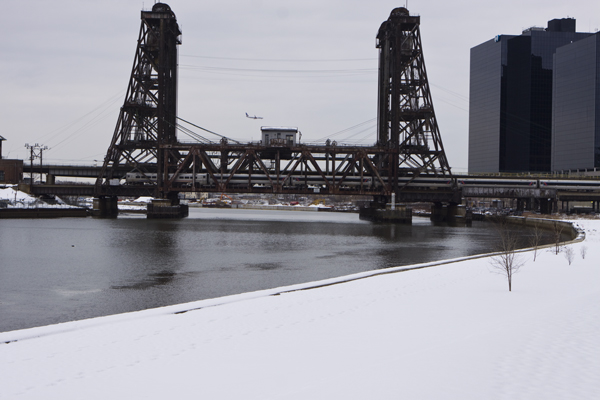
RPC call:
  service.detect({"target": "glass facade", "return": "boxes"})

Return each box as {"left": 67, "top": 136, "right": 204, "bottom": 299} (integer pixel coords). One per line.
{"left": 469, "top": 19, "right": 594, "bottom": 173}
{"left": 468, "top": 36, "right": 513, "bottom": 173}
{"left": 552, "top": 33, "right": 600, "bottom": 171}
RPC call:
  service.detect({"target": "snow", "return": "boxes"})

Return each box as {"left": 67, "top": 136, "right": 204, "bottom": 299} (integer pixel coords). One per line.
{"left": 0, "top": 186, "right": 80, "bottom": 209}
{"left": 131, "top": 196, "right": 153, "bottom": 203}
{"left": 1, "top": 219, "right": 599, "bottom": 399}
{"left": 0, "top": 186, "right": 36, "bottom": 204}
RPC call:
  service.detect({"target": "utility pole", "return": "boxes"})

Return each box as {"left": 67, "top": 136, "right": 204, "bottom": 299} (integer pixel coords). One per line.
{"left": 24, "top": 143, "right": 49, "bottom": 191}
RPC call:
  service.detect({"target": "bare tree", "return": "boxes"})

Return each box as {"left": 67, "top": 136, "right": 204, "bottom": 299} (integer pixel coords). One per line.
{"left": 564, "top": 247, "right": 575, "bottom": 265}
{"left": 580, "top": 245, "right": 588, "bottom": 260}
{"left": 529, "top": 220, "right": 543, "bottom": 261}
{"left": 490, "top": 220, "right": 526, "bottom": 291}
{"left": 552, "top": 221, "right": 565, "bottom": 255}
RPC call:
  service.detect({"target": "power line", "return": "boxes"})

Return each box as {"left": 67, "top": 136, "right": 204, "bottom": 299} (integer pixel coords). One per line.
{"left": 35, "top": 90, "right": 125, "bottom": 146}
{"left": 430, "top": 83, "right": 469, "bottom": 103}
{"left": 180, "top": 64, "right": 376, "bottom": 75}
{"left": 180, "top": 54, "right": 377, "bottom": 63}
{"left": 312, "top": 118, "right": 377, "bottom": 143}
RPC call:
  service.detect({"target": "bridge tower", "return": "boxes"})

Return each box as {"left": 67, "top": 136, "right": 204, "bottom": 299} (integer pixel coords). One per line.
{"left": 95, "top": 3, "right": 181, "bottom": 202}
{"left": 376, "top": 8, "right": 452, "bottom": 190}
{"left": 360, "top": 7, "right": 459, "bottom": 222}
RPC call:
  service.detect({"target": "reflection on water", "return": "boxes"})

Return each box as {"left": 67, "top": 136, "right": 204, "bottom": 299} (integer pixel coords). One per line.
{"left": 111, "top": 270, "right": 176, "bottom": 290}
{"left": 245, "top": 263, "right": 284, "bottom": 271}
{"left": 0, "top": 208, "right": 555, "bottom": 332}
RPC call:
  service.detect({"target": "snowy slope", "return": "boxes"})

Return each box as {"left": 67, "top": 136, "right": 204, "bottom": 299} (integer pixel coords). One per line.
{"left": 1, "top": 219, "right": 598, "bottom": 400}
{"left": 0, "top": 186, "right": 78, "bottom": 208}
{"left": 0, "top": 186, "right": 37, "bottom": 205}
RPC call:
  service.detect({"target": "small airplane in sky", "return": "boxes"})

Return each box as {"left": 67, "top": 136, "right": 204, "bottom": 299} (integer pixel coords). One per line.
{"left": 246, "top": 113, "right": 263, "bottom": 119}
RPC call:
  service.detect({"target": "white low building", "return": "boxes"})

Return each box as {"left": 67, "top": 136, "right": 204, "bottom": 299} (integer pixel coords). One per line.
{"left": 261, "top": 127, "right": 298, "bottom": 147}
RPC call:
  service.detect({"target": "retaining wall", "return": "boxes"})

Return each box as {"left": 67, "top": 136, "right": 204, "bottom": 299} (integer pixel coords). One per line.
{"left": 504, "top": 216, "right": 579, "bottom": 240}
{"left": 0, "top": 208, "right": 88, "bottom": 219}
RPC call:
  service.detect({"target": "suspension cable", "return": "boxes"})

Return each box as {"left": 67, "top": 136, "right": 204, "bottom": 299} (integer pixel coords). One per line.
{"left": 176, "top": 117, "right": 240, "bottom": 144}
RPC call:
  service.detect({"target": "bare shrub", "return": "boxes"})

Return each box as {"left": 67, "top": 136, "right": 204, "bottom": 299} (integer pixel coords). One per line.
{"left": 580, "top": 246, "right": 588, "bottom": 260}
{"left": 564, "top": 247, "right": 575, "bottom": 265}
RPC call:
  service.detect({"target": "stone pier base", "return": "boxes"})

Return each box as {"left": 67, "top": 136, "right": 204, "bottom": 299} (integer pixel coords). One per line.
{"left": 359, "top": 204, "right": 412, "bottom": 224}
{"left": 147, "top": 199, "right": 189, "bottom": 219}
{"left": 431, "top": 203, "right": 468, "bottom": 225}
{"left": 92, "top": 196, "right": 118, "bottom": 218}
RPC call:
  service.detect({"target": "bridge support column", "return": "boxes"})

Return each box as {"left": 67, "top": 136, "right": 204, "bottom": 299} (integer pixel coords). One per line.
{"left": 46, "top": 174, "right": 55, "bottom": 185}
{"left": 147, "top": 198, "right": 189, "bottom": 219}
{"left": 549, "top": 198, "right": 557, "bottom": 214}
{"left": 516, "top": 198, "right": 526, "bottom": 212}
{"left": 430, "top": 202, "right": 467, "bottom": 225}
{"left": 539, "top": 198, "right": 552, "bottom": 214}
{"left": 359, "top": 197, "right": 412, "bottom": 224}
{"left": 92, "top": 196, "right": 118, "bottom": 218}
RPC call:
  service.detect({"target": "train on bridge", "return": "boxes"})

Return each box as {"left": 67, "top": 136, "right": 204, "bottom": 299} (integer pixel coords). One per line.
{"left": 123, "top": 172, "right": 600, "bottom": 193}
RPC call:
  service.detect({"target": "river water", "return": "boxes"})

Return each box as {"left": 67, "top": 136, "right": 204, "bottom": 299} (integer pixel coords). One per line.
{"left": 0, "top": 208, "right": 551, "bottom": 332}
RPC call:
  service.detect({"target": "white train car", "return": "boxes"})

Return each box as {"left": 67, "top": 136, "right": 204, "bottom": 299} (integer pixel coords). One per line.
{"left": 125, "top": 172, "right": 209, "bottom": 186}
{"left": 539, "top": 179, "right": 600, "bottom": 191}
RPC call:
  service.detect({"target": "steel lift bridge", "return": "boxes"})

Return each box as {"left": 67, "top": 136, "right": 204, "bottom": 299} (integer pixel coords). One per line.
{"left": 94, "top": 4, "right": 457, "bottom": 218}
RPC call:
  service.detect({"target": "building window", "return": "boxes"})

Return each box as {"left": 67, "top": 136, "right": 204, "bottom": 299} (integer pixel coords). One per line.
{"left": 0, "top": 170, "right": 5, "bottom": 182}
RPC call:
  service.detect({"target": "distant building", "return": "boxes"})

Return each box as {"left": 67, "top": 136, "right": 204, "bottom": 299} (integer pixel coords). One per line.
{"left": 0, "top": 159, "right": 23, "bottom": 184}
{"left": 552, "top": 32, "right": 600, "bottom": 172}
{"left": 261, "top": 127, "right": 298, "bottom": 147}
{"left": 468, "top": 18, "right": 594, "bottom": 173}
{"left": 0, "top": 136, "right": 23, "bottom": 184}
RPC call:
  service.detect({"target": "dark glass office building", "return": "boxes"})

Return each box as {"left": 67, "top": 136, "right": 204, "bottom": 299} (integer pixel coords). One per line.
{"left": 552, "top": 32, "right": 600, "bottom": 172}
{"left": 469, "top": 18, "right": 593, "bottom": 173}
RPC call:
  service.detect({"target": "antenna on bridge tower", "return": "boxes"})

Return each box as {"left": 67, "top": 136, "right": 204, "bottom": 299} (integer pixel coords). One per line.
{"left": 376, "top": 7, "right": 452, "bottom": 189}
{"left": 95, "top": 3, "right": 181, "bottom": 199}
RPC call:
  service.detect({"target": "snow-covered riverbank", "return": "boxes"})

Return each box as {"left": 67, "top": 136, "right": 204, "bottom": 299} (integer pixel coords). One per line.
{"left": 0, "top": 186, "right": 78, "bottom": 209}
{"left": 1, "top": 219, "right": 598, "bottom": 399}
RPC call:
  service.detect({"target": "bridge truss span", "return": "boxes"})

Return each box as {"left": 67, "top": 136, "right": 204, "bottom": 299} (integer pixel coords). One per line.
{"left": 103, "top": 142, "right": 458, "bottom": 202}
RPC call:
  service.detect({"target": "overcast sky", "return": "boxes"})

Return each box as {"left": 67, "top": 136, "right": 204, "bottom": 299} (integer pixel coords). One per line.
{"left": 1, "top": 0, "right": 598, "bottom": 172}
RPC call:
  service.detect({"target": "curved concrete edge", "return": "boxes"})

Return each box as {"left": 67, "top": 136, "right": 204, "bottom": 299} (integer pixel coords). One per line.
{"left": 1, "top": 218, "right": 584, "bottom": 344}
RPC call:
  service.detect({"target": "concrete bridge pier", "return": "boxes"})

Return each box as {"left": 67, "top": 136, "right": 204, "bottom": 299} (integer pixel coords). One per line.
{"left": 430, "top": 202, "right": 468, "bottom": 225}
{"left": 358, "top": 194, "right": 412, "bottom": 224}
{"left": 92, "top": 196, "right": 118, "bottom": 217}
{"left": 147, "top": 196, "right": 189, "bottom": 219}
{"left": 516, "top": 198, "right": 534, "bottom": 212}
{"left": 552, "top": 199, "right": 559, "bottom": 213}
{"left": 538, "top": 198, "right": 552, "bottom": 214}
